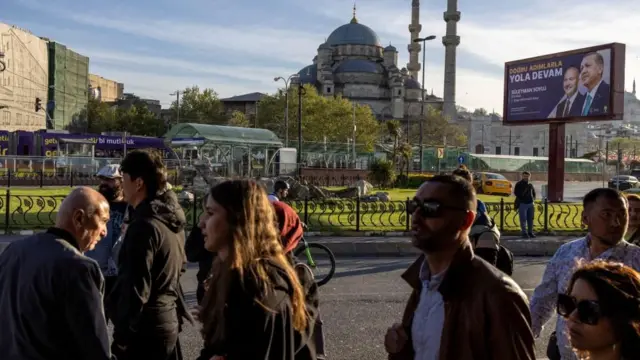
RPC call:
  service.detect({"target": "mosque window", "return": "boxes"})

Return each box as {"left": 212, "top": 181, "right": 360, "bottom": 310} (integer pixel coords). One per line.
{"left": 514, "top": 147, "right": 521, "bottom": 156}
{"left": 495, "top": 146, "right": 501, "bottom": 155}
{"left": 326, "top": 87, "right": 332, "bottom": 94}
{"left": 397, "top": 90, "right": 401, "bottom": 96}
{"left": 533, "top": 147, "right": 539, "bottom": 157}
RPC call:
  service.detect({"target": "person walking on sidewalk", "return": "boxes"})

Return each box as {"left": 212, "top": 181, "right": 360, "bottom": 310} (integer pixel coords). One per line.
{"left": 514, "top": 171, "right": 536, "bottom": 238}
{"left": 384, "top": 175, "right": 535, "bottom": 360}
{"left": 108, "top": 150, "right": 192, "bottom": 360}
{"left": 0, "top": 187, "right": 113, "bottom": 360}
{"left": 85, "top": 164, "right": 129, "bottom": 321}
{"left": 530, "top": 188, "right": 640, "bottom": 360}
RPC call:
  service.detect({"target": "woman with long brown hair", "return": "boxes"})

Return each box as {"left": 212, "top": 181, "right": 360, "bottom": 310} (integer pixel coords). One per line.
{"left": 557, "top": 260, "right": 640, "bottom": 360}
{"left": 195, "top": 179, "right": 317, "bottom": 360}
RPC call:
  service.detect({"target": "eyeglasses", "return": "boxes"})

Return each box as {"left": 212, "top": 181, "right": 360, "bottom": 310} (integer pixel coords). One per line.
{"left": 407, "top": 198, "right": 468, "bottom": 218}
{"left": 557, "top": 293, "right": 603, "bottom": 325}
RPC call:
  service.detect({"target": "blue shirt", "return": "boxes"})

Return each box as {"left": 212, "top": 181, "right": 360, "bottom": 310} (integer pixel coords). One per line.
{"left": 476, "top": 199, "right": 487, "bottom": 218}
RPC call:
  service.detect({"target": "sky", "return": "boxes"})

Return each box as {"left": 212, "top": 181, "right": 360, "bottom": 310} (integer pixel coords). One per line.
{"left": 3, "top": 0, "right": 640, "bottom": 113}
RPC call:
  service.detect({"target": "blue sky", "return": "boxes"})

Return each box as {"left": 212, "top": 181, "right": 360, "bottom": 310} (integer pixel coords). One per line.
{"left": 3, "top": 0, "right": 639, "bottom": 112}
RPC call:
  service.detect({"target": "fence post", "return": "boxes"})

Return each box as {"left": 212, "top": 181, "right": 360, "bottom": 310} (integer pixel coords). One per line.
{"left": 39, "top": 170, "right": 44, "bottom": 188}
{"left": 7, "top": 169, "right": 11, "bottom": 188}
{"left": 192, "top": 193, "right": 198, "bottom": 230}
{"left": 405, "top": 197, "right": 410, "bottom": 231}
{"left": 70, "top": 172, "right": 74, "bottom": 188}
{"left": 355, "top": 196, "right": 361, "bottom": 232}
{"left": 303, "top": 197, "right": 309, "bottom": 224}
{"left": 543, "top": 198, "right": 549, "bottom": 232}
{"left": 4, "top": 189, "right": 10, "bottom": 233}
{"left": 499, "top": 198, "right": 505, "bottom": 233}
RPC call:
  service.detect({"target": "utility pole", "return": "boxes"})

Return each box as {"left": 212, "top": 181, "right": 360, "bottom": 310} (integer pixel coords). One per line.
{"left": 352, "top": 102, "right": 357, "bottom": 168}
{"left": 170, "top": 91, "right": 180, "bottom": 125}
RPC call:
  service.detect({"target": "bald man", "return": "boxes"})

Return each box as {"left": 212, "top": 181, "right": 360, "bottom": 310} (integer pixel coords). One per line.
{"left": 0, "top": 187, "right": 114, "bottom": 360}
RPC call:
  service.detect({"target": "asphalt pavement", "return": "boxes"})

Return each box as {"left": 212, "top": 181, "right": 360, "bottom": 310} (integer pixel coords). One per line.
{"left": 119, "top": 256, "right": 553, "bottom": 360}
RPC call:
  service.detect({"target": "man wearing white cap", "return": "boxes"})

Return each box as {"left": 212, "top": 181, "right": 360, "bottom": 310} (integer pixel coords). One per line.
{"left": 85, "top": 164, "right": 130, "bottom": 321}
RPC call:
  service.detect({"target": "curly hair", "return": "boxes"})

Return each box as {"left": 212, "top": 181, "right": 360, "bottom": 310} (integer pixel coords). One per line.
{"left": 567, "top": 260, "right": 640, "bottom": 358}
{"left": 199, "top": 179, "right": 309, "bottom": 346}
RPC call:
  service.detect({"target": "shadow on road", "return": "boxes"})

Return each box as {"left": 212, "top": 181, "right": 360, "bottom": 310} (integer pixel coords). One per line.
{"left": 333, "top": 262, "right": 409, "bottom": 279}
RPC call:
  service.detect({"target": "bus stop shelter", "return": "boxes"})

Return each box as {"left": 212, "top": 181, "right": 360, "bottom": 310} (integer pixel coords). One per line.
{"left": 163, "top": 123, "right": 283, "bottom": 177}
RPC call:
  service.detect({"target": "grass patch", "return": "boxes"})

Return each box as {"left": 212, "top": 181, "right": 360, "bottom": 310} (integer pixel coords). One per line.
{"left": 0, "top": 187, "right": 584, "bottom": 233}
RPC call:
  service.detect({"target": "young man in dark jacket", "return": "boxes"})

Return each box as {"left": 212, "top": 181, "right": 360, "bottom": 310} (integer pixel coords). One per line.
{"left": 108, "top": 150, "right": 193, "bottom": 360}
{"left": 514, "top": 171, "right": 536, "bottom": 238}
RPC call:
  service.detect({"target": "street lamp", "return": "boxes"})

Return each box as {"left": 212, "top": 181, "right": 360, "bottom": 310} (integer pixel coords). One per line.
{"left": 273, "top": 74, "right": 299, "bottom": 147}
{"left": 414, "top": 35, "right": 437, "bottom": 172}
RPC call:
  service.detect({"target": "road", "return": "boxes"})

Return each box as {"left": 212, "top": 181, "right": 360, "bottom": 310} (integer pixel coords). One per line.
{"left": 529, "top": 180, "right": 602, "bottom": 202}
{"left": 137, "top": 256, "right": 554, "bottom": 360}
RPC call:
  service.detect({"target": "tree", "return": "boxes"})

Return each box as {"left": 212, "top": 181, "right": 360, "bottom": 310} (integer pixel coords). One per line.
{"left": 473, "top": 108, "right": 489, "bottom": 116}
{"left": 227, "top": 110, "right": 249, "bottom": 127}
{"left": 66, "top": 97, "right": 117, "bottom": 133}
{"left": 410, "top": 106, "right": 467, "bottom": 147}
{"left": 170, "top": 86, "right": 226, "bottom": 125}
{"left": 114, "top": 105, "right": 165, "bottom": 136}
{"left": 256, "top": 85, "right": 381, "bottom": 151}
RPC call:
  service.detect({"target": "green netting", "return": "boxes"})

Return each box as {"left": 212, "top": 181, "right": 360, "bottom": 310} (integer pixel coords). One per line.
{"left": 48, "top": 42, "right": 89, "bottom": 130}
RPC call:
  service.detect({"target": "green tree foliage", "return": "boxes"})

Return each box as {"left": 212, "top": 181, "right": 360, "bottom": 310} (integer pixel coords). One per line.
{"left": 256, "top": 85, "right": 381, "bottom": 151}
{"left": 409, "top": 107, "right": 467, "bottom": 147}
{"left": 227, "top": 110, "right": 250, "bottom": 127}
{"left": 67, "top": 97, "right": 164, "bottom": 136}
{"left": 170, "top": 86, "right": 226, "bottom": 124}
{"left": 368, "top": 158, "right": 396, "bottom": 188}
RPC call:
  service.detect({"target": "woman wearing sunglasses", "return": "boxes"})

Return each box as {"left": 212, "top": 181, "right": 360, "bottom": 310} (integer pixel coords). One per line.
{"left": 557, "top": 260, "right": 640, "bottom": 360}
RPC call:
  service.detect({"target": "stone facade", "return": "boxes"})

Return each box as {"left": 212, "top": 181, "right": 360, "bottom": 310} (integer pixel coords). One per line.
{"left": 296, "top": 10, "right": 443, "bottom": 125}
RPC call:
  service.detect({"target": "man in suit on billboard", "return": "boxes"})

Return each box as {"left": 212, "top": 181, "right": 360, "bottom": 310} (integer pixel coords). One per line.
{"left": 578, "top": 52, "right": 610, "bottom": 116}
{"left": 548, "top": 66, "right": 585, "bottom": 118}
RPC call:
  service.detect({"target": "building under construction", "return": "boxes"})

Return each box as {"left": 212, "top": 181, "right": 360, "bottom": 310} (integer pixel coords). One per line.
{"left": 46, "top": 41, "right": 89, "bottom": 130}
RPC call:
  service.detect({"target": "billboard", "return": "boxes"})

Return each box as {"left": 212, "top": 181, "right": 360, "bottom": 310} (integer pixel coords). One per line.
{"left": 503, "top": 43, "right": 625, "bottom": 125}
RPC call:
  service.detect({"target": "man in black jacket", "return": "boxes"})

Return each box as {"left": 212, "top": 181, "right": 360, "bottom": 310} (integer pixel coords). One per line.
{"left": 0, "top": 187, "right": 113, "bottom": 360}
{"left": 109, "top": 150, "right": 193, "bottom": 360}
{"left": 514, "top": 171, "right": 536, "bottom": 238}
{"left": 185, "top": 224, "right": 214, "bottom": 304}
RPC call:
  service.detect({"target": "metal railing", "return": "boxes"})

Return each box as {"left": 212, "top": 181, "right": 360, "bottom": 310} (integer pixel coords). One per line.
{"left": 0, "top": 191, "right": 585, "bottom": 234}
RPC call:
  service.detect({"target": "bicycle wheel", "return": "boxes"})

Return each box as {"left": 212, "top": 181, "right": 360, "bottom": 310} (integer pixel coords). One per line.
{"left": 294, "top": 242, "right": 336, "bottom": 287}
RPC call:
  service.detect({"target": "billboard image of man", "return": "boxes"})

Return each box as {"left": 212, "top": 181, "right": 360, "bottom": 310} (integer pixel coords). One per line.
{"left": 578, "top": 51, "right": 610, "bottom": 116}
{"left": 548, "top": 66, "right": 585, "bottom": 118}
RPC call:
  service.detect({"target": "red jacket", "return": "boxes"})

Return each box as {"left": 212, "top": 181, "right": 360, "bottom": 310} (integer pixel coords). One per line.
{"left": 272, "top": 201, "right": 304, "bottom": 254}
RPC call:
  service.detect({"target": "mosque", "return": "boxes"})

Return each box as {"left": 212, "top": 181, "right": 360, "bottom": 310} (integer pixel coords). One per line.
{"left": 295, "top": 1, "right": 460, "bottom": 123}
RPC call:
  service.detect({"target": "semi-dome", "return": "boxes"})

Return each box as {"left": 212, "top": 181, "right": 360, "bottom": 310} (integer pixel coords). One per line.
{"left": 335, "top": 59, "right": 382, "bottom": 74}
{"left": 326, "top": 17, "right": 381, "bottom": 47}
{"left": 297, "top": 64, "right": 317, "bottom": 84}
{"left": 405, "top": 78, "right": 422, "bottom": 89}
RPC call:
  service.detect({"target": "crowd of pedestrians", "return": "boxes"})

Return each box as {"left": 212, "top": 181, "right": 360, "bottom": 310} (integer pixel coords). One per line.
{"left": 1, "top": 153, "right": 640, "bottom": 360}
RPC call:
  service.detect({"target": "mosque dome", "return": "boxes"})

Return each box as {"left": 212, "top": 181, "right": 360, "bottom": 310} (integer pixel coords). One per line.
{"left": 384, "top": 45, "right": 397, "bottom": 52}
{"left": 335, "top": 59, "right": 382, "bottom": 74}
{"left": 297, "top": 64, "right": 317, "bottom": 84}
{"left": 326, "top": 16, "right": 381, "bottom": 47}
{"left": 404, "top": 78, "right": 422, "bottom": 89}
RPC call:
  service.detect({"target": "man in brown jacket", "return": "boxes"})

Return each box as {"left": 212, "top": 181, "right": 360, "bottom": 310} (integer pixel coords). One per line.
{"left": 385, "top": 175, "right": 535, "bottom": 360}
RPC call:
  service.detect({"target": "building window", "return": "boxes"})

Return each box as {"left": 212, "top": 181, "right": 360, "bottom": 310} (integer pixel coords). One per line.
{"left": 326, "top": 87, "right": 331, "bottom": 94}
{"left": 397, "top": 90, "right": 402, "bottom": 96}
{"left": 495, "top": 146, "right": 501, "bottom": 155}
{"left": 533, "top": 147, "right": 539, "bottom": 156}
{"left": 514, "top": 147, "right": 520, "bottom": 156}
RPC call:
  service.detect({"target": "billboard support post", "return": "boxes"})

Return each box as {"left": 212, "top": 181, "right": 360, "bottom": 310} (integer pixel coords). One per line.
{"left": 547, "top": 123, "right": 566, "bottom": 202}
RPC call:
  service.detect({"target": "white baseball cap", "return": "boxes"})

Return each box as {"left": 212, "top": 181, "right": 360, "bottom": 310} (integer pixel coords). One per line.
{"left": 96, "top": 164, "right": 122, "bottom": 179}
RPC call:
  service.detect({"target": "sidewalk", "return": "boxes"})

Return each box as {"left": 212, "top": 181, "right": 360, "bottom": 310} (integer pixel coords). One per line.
{"left": 0, "top": 233, "right": 577, "bottom": 257}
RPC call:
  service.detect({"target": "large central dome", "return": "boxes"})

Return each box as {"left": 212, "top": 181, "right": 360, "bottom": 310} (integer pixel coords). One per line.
{"left": 326, "top": 17, "right": 381, "bottom": 47}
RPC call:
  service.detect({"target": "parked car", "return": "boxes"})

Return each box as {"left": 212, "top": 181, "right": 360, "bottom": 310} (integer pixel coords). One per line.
{"left": 472, "top": 172, "right": 513, "bottom": 196}
{"left": 608, "top": 175, "right": 639, "bottom": 191}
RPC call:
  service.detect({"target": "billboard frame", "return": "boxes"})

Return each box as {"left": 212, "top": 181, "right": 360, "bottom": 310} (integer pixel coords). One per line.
{"left": 502, "top": 42, "right": 626, "bottom": 126}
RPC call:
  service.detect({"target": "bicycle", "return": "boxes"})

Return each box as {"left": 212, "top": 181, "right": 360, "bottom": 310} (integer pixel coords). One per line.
{"left": 293, "top": 225, "right": 336, "bottom": 287}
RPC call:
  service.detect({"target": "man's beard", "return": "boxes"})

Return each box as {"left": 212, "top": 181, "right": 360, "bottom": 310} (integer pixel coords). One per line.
{"left": 99, "top": 185, "right": 121, "bottom": 202}
{"left": 411, "top": 233, "right": 451, "bottom": 253}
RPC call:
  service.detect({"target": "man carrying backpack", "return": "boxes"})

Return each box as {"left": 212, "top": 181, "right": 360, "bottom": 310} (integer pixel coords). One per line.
{"left": 469, "top": 213, "right": 514, "bottom": 276}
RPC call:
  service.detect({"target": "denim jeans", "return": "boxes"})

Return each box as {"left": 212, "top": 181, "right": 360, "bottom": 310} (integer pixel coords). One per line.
{"left": 518, "top": 202, "right": 534, "bottom": 235}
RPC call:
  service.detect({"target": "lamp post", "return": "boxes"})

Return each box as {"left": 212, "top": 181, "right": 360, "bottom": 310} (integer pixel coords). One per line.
{"left": 414, "top": 35, "right": 436, "bottom": 172}
{"left": 274, "top": 74, "right": 299, "bottom": 147}
{"left": 296, "top": 78, "right": 306, "bottom": 177}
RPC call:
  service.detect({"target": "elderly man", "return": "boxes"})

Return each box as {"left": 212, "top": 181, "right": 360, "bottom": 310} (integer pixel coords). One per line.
{"left": 0, "top": 187, "right": 113, "bottom": 360}
{"left": 85, "top": 164, "right": 130, "bottom": 317}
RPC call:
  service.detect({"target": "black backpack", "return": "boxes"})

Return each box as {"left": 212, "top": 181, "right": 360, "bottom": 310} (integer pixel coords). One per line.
{"left": 472, "top": 219, "right": 514, "bottom": 276}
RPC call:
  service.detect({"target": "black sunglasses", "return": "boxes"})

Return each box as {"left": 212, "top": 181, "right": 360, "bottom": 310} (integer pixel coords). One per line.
{"left": 557, "top": 293, "right": 603, "bottom": 325}
{"left": 407, "top": 198, "right": 468, "bottom": 218}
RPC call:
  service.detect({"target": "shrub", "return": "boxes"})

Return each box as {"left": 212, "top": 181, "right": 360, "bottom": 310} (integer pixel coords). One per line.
{"left": 368, "top": 159, "right": 396, "bottom": 188}
{"left": 396, "top": 173, "right": 434, "bottom": 188}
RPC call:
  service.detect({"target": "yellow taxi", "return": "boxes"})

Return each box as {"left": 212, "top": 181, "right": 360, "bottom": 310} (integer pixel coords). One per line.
{"left": 472, "top": 172, "right": 513, "bottom": 196}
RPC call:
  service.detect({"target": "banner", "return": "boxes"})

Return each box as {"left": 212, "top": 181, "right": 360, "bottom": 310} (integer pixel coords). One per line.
{"left": 41, "top": 134, "right": 166, "bottom": 157}
{"left": 503, "top": 44, "right": 624, "bottom": 124}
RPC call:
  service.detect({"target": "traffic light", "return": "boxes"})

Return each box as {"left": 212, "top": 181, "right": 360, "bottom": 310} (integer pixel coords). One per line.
{"left": 35, "top": 97, "right": 42, "bottom": 112}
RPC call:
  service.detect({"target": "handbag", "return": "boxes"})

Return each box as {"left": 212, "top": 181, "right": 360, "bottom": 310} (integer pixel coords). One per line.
{"left": 546, "top": 331, "right": 561, "bottom": 360}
